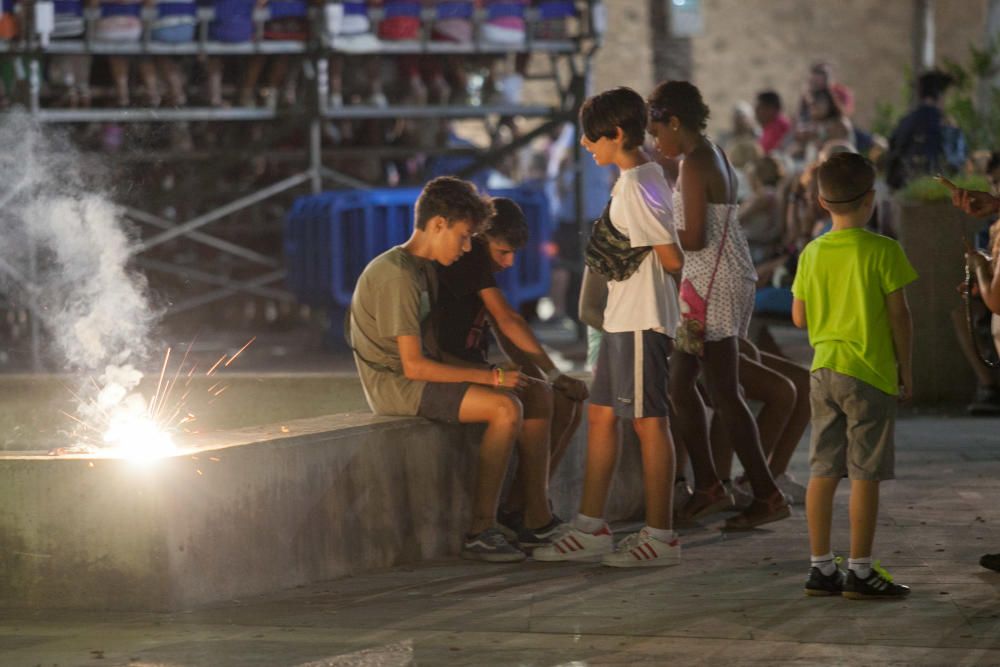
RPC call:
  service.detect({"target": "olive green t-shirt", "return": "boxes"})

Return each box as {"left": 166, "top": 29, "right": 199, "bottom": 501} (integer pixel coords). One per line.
{"left": 349, "top": 246, "right": 439, "bottom": 415}
{"left": 791, "top": 228, "right": 918, "bottom": 395}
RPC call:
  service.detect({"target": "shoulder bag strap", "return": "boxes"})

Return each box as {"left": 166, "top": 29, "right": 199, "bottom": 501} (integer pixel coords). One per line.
{"left": 704, "top": 146, "right": 737, "bottom": 303}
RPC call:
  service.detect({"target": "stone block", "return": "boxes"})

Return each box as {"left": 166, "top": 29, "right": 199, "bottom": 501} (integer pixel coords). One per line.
{"left": 0, "top": 375, "right": 645, "bottom": 610}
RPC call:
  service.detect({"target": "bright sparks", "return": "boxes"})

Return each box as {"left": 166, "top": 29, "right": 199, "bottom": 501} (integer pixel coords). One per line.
{"left": 57, "top": 337, "right": 256, "bottom": 462}
{"left": 102, "top": 408, "right": 177, "bottom": 462}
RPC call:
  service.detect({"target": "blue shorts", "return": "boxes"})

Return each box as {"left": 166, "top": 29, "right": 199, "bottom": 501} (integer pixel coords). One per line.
{"left": 590, "top": 330, "right": 671, "bottom": 419}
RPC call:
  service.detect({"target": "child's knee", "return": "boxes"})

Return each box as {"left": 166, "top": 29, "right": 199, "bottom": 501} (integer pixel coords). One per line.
{"left": 493, "top": 393, "right": 524, "bottom": 428}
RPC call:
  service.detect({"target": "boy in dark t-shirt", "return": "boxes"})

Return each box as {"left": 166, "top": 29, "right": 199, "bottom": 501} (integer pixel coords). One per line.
{"left": 351, "top": 178, "right": 556, "bottom": 563}
{"left": 435, "top": 198, "right": 590, "bottom": 547}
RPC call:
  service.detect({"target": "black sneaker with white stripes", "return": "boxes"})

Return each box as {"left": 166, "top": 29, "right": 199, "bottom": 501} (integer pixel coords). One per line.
{"left": 804, "top": 566, "right": 847, "bottom": 596}
{"left": 842, "top": 563, "right": 910, "bottom": 600}
{"left": 460, "top": 527, "right": 526, "bottom": 563}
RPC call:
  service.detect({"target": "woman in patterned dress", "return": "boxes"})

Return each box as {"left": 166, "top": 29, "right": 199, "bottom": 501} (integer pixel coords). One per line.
{"left": 646, "top": 80, "right": 790, "bottom": 530}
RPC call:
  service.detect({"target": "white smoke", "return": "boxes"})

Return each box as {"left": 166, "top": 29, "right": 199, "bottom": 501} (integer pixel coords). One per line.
{"left": 0, "top": 113, "right": 159, "bottom": 445}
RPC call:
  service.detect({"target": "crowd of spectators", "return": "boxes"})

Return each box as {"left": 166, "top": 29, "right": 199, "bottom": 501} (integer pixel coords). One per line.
{"left": 708, "top": 63, "right": 1000, "bottom": 413}
{"left": 0, "top": 0, "right": 579, "bottom": 110}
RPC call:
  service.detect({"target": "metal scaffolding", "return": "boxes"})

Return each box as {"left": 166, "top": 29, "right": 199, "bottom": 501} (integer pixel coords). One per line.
{"left": 0, "top": 1, "right": 602, "bottom": 370}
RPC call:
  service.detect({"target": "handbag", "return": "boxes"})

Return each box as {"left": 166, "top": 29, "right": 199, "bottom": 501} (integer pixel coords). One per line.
{"left": 584, "top": 198, "right": 652, "bottom": 282}
{"left": 675, "top": 207, "right": 732, "bottom": 357}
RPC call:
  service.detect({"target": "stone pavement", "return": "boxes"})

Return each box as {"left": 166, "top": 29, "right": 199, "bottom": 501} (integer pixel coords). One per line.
{"left": 2, "top": 413, "right": 999, "bottom": 667}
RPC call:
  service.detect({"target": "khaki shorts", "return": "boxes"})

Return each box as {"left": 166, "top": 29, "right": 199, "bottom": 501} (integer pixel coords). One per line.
{"left": 809, "top": 368, "right": 897, "bottom": 481}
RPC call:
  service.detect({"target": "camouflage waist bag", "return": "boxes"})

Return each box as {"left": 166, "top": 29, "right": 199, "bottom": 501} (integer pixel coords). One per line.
{"left": 584, "top": 197, "right": 651, "bottom": 282}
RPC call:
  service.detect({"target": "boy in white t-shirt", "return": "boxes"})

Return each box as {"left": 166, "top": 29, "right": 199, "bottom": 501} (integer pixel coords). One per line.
{"left": 535, "top": 87, "right": 685, "bottom": 567}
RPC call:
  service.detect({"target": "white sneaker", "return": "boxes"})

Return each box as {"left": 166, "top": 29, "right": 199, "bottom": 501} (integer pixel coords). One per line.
{"left": 601, "top": 528, "right": 681, "bottom": 568}
{"left": 775, "top": 472, "right": 807, "bottom": 505}
{"left": 532, "top": 524, "right": 613, "bottom": 562}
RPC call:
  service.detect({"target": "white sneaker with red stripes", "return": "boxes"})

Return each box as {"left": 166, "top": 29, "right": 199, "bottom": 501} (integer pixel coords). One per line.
{"left": 532, "top": 523, "right": 613, "bottom": 562}
{"left": 600, "top": 528, "right": 681, "bottom": 568}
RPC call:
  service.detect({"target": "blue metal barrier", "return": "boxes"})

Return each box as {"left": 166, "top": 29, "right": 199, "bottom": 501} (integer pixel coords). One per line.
{"left": 284, "top": 185, "right": 553, "bottom": 315}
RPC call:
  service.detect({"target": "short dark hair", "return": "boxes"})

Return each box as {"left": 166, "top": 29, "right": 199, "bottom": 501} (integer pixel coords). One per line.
{"left": 648, "top": 80, "right": 710, "bottom": 131}
{"left": 414, "top": 176, "right": 494, "bottom": 231}
{"left": 756, "top": 90, "right": 782, "bottom": 110}
{"left": 579, "top": 87, "right": 647, "bottom": 150}
{"left": 482, "top": 197, "right": 528, "bottom": 248}
{"left": 817, "top": 153, "right": 876, "bottom": 214}
{"left": 916, "top": 70, "right": 953, "bottom": 100}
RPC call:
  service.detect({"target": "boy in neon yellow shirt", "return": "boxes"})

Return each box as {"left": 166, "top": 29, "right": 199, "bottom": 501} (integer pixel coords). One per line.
{"left": 791, "top": 153, "right": 917, "bottom": 600}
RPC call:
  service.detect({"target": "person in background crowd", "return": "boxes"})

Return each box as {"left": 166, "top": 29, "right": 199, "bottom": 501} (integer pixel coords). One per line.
{"left": 755, "top": 90, "right": 791, "bottom": 156}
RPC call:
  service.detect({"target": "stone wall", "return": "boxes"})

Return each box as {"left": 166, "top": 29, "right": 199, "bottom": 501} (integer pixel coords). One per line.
{"left": 564, "top": 0, "right": 988, "bottom": 133}
{"left": 691, "top": 0, "right": 987, "bottom": 133}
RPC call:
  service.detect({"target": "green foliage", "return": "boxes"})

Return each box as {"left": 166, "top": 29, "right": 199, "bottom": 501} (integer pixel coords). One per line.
{"left": 899, "top": 174, "right": 990, "bottom": 202}
{"left": 940, "top": 39, "right": 1000, "bottom": 151}
{"left": 871, "top": 68, "right": 912, "bottom": 138}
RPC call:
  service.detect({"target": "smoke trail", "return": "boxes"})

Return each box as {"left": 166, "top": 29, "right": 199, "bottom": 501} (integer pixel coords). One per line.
{"left": 0, "top": 114, "right": 163, "bottom": 449}
{"left": 0, "top": 113, "right": 155, "bottom": 372}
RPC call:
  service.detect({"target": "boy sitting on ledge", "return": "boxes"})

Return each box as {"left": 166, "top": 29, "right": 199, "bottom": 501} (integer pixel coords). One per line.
{"left": 349, "top": 176, "right": 554, "bottom": 563}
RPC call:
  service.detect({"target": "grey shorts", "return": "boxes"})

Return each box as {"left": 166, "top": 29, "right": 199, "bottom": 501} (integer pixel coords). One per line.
{"left": 590, "top": 330, "right": 671, "bottom": 419}
{"left": 418, "top": 382, "right": 471, "bottom": 424}
{"left": 809, "top": 368, "right": 897, "bottom": 481}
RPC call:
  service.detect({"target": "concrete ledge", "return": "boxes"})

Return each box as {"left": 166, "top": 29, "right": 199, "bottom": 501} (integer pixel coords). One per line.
{"left": 0, "top": 381, "right": 645, "bottom": 610}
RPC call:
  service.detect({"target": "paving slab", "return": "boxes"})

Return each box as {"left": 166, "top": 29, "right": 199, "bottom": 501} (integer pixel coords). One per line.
{"left": 1, "top": 414, "right": 999, "bottom": 666}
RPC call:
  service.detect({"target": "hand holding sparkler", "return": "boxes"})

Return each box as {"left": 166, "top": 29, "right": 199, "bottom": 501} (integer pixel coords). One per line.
{"left": 938, "top": 175, "right": 1000, "bottom": 218}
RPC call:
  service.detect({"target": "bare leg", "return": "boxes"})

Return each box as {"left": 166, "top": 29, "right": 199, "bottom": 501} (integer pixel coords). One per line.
{"left": 849, "top": 479, "right": 879, "bottom": 558}
{"left": 669, "top": 349, "right": 719, "bottom": 491}
{"left": 457, "top": 385, "right": 523, "bottom": 534}
{"left": 138, "top": 59, "right": 160, "bottom": 106}
{"left": 109, "top": 57, "right": 130, "bottom": 107}
{"left": 549, "top": 391, "right": 582, "bottom": 476}
{"left": 759, "top": 351, "right": 810, "bottom": 475}
{"left": 702, "top": 337, "right": 780, "bottom": 499}
{"left": 502, "top": 379, "right": 554, "bottom": 529}
{"left": 633, "top": 416, "right": 675, "bottom": 530}
{"left": 578, "top": 403, "right": 619, "bottom": 519}
{"left": 806, "top": 476, "right": 840, "bottom": 556}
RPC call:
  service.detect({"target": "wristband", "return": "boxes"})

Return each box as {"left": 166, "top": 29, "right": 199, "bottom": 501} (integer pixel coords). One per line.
{"left": 496, "top": 367, "right": 505, "bottom": 387}
{"left": 545, "top": 367, "right": 562, "bottom": 384}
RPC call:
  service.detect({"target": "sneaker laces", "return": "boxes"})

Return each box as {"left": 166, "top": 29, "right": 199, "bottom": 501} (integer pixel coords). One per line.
{"left": 616, "top": 531, "right": 643, "bottom": 552}
{"left": 871, "top": 560, "right": 894, "bottom": 582}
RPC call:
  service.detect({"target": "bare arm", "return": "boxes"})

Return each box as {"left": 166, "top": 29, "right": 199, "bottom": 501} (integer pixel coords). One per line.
{"left": 397, "top": 335, "right": 525, "bottom": 389}
{"left": 481, "top": 288, "right": 589, "bottom": 399}
{"left": 578, "top": 266, "right": 608, "bottom": 330}
{"left": 480, "top": 287, "right": 554, "bottom": 374}
{"left": 972, "top": 253, "right": 1000, "bottom": 314}
{"left": 652, "top": 242, "right": 684, "bottom": 273}
{"left": 678, "top": 158, "right": 709, "bottom": 251}
{"left": 792, "top": 297, "right": 807, "bottom": 329}
{"left": 885, "top": 288, "right": 913, "bottom": 401}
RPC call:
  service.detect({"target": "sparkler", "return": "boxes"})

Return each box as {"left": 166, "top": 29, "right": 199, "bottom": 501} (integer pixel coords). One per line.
{"left": 57, "top": 337, "right": 256, "bottom": 462}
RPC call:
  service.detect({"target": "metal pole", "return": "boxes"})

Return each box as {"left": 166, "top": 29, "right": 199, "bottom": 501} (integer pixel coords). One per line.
{"left": 912, "top": 0, "right": 935, "bottom": 77}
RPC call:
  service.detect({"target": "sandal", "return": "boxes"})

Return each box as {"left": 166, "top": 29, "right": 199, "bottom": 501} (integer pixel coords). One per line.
{"left": 724, "top": 490, "right": 791, "bottom": 530}
{"left": 676, "top": 481, "right": 734, "bottom": 523}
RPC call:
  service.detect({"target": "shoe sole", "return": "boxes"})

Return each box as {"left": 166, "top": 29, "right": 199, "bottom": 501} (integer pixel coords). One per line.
{"left": 678, "top": 495, "right": 734, "bottom": 522}
{"left": 724, "top": 505, "right": 792, "bottom": 531}
{"left": 532, "top": 550, "right": 608, "bottom": 563}
{"left": 842, "top": 590, "right": 910, "bottom": 600}
{"left": 602, "top": 557, "right": 681, "bottom": 568}
{"left": 460, "top": 551, "right": 527, "bottom": 563}
{"left": 804, "top": 587, "right": 841, "bottom": 597}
